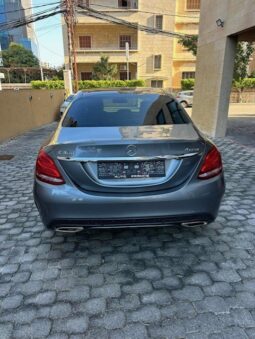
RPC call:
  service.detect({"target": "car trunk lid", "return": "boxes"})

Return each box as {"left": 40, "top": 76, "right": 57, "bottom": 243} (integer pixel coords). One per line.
{"left": 49, "top": 124, "right": 205, "bottom": 193}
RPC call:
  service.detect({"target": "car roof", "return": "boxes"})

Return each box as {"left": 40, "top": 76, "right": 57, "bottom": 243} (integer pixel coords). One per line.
{"left": 74, "top": 88, "right": 175, "bottom": 100}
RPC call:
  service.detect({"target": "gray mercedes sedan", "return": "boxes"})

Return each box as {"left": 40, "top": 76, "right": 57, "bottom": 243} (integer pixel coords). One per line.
{"left": 34, "top": 89, "right": 225, "bottom": 233}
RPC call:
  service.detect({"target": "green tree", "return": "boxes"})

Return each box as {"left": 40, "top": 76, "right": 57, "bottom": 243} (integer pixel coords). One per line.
{"left": 178, "top": 36, "right": 255, "bottom": 80}
{"left": 92, "top": 55, "right": 117, "bottom": 80}
{"left": 233, "top": 42, "right": 254, "bottom": 80}
{"left": 1, "top": 43, "right": 39, "bottom": 67}
{"left": 178, "top": 35, "right": 198, "bottom": 56}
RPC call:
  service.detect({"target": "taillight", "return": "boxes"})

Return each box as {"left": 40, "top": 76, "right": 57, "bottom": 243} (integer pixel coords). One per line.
{"left": 198, "top": 146, "right": 223, "bottom": 180}
{"left": 35, "top": 149, "right": 65, "bottom": 185}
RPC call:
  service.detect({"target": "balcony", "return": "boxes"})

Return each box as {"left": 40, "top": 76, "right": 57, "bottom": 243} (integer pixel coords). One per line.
{"left": 173, "top": 51, "right": 196, "bottom": 62}
{"left": 76, "top": 49, "right": 139, "bottom": 64}
{"left": 77, "top": 0, "right": 139, "bottom": 11}
{"left": 74, "top": 24, "right": 138, "bottom": 62}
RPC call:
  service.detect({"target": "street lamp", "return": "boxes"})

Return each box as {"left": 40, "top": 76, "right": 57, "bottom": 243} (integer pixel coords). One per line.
{"left": 28, "top": 24, "right": 44, "bottom": 81}
{"left": 216, "top": 18, "right": 225, "bottom": 28}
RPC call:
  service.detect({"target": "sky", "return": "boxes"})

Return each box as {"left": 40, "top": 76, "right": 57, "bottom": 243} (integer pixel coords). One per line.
{"left": 33, "top": 0, "right": 64, "bottom": 67}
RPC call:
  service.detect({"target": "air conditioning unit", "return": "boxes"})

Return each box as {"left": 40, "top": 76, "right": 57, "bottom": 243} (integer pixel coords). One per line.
{"left": 120, "top": 65, "right": 127, "bottom": 71}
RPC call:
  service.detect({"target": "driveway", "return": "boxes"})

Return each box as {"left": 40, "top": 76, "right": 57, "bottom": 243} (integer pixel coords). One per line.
{"left": 0, "top": 117, "right": 255, "bottom": 338}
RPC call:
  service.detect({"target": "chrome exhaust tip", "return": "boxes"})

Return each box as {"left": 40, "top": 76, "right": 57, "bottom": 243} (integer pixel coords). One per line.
{"left": 181, "top": 221, "right": 208, "bottom": 228}
{"left": 55, "top": 226, "right": 84, "bottom": 234}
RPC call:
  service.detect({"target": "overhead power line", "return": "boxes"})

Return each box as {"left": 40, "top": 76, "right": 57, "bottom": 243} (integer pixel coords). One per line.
{"left": 88, "top": 3, "right": 200, "bottom": 19}
{"left": 0, "top": 1, "right": 62, "bottom": 16}
{"left": 77, "top": 4, "right": 192, "bottom": 39}
{"left": 0, "top": 5, "right": 65, "bottom": 33}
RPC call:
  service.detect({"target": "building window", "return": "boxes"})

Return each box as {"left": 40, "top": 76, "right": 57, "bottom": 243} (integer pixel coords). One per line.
{"left": 154, "top": 55, "right": 162, "bottom": 70}
{"left": 79, "top": 36, "right": 91, "bottom": 49}
{"left": 186, "top": 0, "right": 200, "bottom": 10}
{"left": 120, "top": 72, "right": 131, "bottom": 80}
{"left": 155, "top": 15, "right": 163, "bottom": 30}
{"left": 118, "top": 0, "right": 138, "bottom": 9}
{"left": 118, "top": 0, "right": 130, "bottom": 8}
{"left": 182, "top": 71, "right": 196, "bottom": 79}
{"left": 81, "top": 72, "right": 92, "bottom": 80}
{"left": 120, "top": 35, "right": 131, "bottom": 49}
{"left": 151, "top": 80, "right": 163, "bottom": 88}
{"left": 77, "top": 0, "right": 90, "bottom": 6}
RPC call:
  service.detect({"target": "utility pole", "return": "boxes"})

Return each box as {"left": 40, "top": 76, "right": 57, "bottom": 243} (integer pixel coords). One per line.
{"left": 0, "top": 43, "right": 3, "bottom": 91}
{"left": 65, "top": 0, "right": 79, "bottom": 92}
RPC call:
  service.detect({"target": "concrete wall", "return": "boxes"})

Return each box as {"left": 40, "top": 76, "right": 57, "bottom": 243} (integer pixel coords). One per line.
{"left": 0, "top": 89, "right": 65, "bottom": 142}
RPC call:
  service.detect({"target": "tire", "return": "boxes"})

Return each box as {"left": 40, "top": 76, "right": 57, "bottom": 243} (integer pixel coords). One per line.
{"left": 180, "top": 101, "right": 188, "bottom": 108}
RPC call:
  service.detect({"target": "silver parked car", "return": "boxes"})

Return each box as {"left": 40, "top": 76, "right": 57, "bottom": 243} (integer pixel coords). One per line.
{"left": 176, "top": 90, "right": 193, "bottom": 108}
{"left": 34, "top": 89, "right": 225, "bottom": 233}
{"left": 59, "top": 94, "right": 75, "bottom": 116}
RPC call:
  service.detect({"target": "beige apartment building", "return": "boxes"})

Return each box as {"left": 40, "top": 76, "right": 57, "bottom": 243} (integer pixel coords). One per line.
{"left": 62, "top": 0, "right": 200, "bottom": 89}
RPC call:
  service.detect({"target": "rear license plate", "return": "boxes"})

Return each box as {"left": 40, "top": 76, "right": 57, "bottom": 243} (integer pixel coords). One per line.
{"left": 97, "top": 160, "right": 165, "bottom": 179}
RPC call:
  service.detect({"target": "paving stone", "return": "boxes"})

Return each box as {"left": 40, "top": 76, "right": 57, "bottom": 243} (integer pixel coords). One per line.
{"left": 129, "top": 305, "right": 161, "bottom": 323}
{"left": 1, "top": 123, "right": 255, "bottom": 336}
{"left": 92, "top": 284, "right": 121, "bottom": 298}
{"left": 48, "top": 334, "right": 68, "bottom": 339}
{"left": 53, "top": 316, "right": 89, "bottom": 334}
{"left": 14, "top": 281, "right": 43, "bottom": 296}
{"left": 30, "top": 318, "right": 52, "bottom": 338}
{"left": 141, "top": 290, "right": 172, "bottom": 305}
{"left": 58, "top": 286, "right": 90, "bottom": 302}
{"left": 91, "top": 311, "right": 126, "bottom": 330}
{"left": 109, "top": 294, "right": 141, "bottom": 311}
{"left": 135, "top": 268, "right": 162, "bottom": 281}
{"left": 230, "top": 309, "right": 255, "bottom": 327}
{"left": 82, "top": 298, "right": 106, "bottom": 315}
{"left": 148, "top": 320, "right": 186, "bottom": 338}
{"left": 0, "top": 323, "right": 13, "bottom": 339}
{"left": 1, "top": 295, "right": 23, "bottom": 309}
{"left": 153, "top": 276, "right": 182, "bottom": 290}
{"left": 122, "top": 280, "right": 153, "bottom": 294}
{"left": 80, "top": 328, "right": 108, "bottom": 339}
{"left": 172, "top": 286, "right": 204, "bottom": 301}
{"left": 110, "top": 323, "right": 148, "bottom": 339}
{"left": 185, "top": 272, "right": 212, "bottom": 286}
{"left": 210, "top": 269, "right": 242, "bottom": 283}
{"left": 50, "top": 303, "right": 72, "bottom": 318}
{"left": 193, "top": 296, "right": 230, "bottom": 314}
{"left": 32, "top": 291, "right": 57, "bottom": 305}
{"left": 222, "top": 327, "right": 250, "bottom": 339}
{"left": 160, "top": 302, "right": 197, "bottom": 320}
{"left": 203, "top": 282, "right": 234, "bottom": 297}
{"left": 184, "top": 313, "right": 223, "bottom": 334}
{"left": 0, "top": 283, "right": 11, "bottom": 297}
{"left": 1, "top": 264, "right": 19, "bottom": 274}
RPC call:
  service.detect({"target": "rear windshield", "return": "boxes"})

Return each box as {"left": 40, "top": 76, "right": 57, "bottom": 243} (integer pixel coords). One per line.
{"left": 62, "top": 92, "right": 190, "bottom": 127}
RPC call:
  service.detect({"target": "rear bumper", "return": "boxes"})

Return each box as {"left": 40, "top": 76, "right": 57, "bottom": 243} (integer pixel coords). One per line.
{"left": 50, "top": 215, "right": 214, "bottom": 229}
{"left": 34, "top": 174, "right": 225, "bottom": 229}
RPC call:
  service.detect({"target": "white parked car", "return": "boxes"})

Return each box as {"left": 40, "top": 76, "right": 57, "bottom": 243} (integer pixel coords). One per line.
{"left": 60, "top": 95, "right": 75, "bottom": 116}
{"left": 176, "top": 90, "right": 193, "bottom": 108}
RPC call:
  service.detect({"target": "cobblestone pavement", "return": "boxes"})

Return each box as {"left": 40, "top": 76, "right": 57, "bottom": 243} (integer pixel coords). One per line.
{"left": 0, "top": 122, "right": 255, "bottom": 339}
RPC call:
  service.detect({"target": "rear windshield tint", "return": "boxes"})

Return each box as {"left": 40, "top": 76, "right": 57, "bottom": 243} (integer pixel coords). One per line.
{"left": 62, "top": 92, "right": 190, "bottom": 127}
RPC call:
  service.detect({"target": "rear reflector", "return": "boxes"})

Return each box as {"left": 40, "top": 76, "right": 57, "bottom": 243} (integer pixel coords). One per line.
{"left": 36, "top": 149, "right": 65, "bottom": 185}
{"left": 198, "top": 145, "right": 223, "bottom": 180}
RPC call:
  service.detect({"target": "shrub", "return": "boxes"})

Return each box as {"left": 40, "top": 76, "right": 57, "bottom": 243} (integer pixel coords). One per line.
{"left": 31, "top": 79, "right": 145, "bottom": 90}
{"left": 181, "top": 79, "right": 195, "bottom": 90}
{"left": 236, "top": 78, "right": 255, "bottom": 88}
